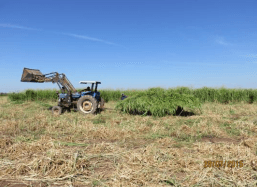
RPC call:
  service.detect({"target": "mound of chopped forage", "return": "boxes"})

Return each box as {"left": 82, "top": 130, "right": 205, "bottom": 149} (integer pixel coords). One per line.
{"left": 115, "top": 87, "right": 202, "bottom": 117}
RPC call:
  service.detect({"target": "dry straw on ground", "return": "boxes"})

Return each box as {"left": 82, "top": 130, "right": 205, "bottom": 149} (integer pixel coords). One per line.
{"left": 0, "top": 96, "right": 257, "bottom": 186}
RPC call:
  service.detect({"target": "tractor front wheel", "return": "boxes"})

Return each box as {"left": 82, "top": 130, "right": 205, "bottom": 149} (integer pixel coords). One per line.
{"left": 52, "top": 106, "right": 62, "bottom": 115}
{"left": 77, "top": 95, "right": 97, "bottom": 114}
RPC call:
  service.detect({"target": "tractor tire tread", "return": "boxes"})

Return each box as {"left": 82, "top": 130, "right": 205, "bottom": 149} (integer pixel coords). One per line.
{"left": 77, "top": 95, "right": 97, "bottom": 115}
{"left": 52, "top": 106, "right": 62, "bottom": 115}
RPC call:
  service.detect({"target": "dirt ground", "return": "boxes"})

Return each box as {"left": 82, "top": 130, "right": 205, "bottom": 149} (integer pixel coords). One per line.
{"left": 1, "top": 96, "right": 257, "bottom": 186}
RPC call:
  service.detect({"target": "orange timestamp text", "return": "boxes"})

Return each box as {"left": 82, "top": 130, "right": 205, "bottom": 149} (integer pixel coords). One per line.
{"left": 204, "top": 160, "right": 244, "bottom": 168}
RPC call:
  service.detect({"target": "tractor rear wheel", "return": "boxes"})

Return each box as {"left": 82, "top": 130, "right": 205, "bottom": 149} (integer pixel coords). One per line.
{"left": 77, "top": 95, "right": 97, "bottom": 114}
{"left": 52, "top": 106, "right": 62, "bottom": 115}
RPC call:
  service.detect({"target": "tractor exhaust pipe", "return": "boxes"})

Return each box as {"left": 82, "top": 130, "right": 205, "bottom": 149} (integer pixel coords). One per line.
{"left": 21, "top": 68, "right": 45, "bottom": 82}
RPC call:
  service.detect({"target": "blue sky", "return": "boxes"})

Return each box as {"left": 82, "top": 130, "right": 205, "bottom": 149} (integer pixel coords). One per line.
{"left": 1, "top": 0, "right": 257, "bottom": 92}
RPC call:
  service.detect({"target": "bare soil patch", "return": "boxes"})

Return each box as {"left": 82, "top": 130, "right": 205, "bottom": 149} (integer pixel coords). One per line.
{"left": 0, "top": 179, "right": 53, "bottom": 187}
{"left": 201, "top": 135, "right": 244, "bottom": 144}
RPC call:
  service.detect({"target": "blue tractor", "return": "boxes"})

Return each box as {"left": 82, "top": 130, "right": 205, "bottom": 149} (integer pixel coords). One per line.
{"left": 21, "top": 68, "right": 104, "bottom": 115}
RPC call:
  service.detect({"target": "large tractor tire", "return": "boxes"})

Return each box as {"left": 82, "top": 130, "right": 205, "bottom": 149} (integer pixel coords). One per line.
{"left": 98, "top": 97, "right": 105, "bottom": 110}
{"left": 77, "top": 95, "right": 97, "bottom": 114}
{"left": 52, "top": 106, "right": 62, "bottom": 115}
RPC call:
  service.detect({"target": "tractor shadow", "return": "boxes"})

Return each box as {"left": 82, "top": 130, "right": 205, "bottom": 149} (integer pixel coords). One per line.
{"left": 128, "top": 106, "right": 195, "bottom": 117}
{"left": 174, "top": 106, "right": 195, "bottom": 117}
{"left": 47, "top": 106, "right": 194, "bottom": 117}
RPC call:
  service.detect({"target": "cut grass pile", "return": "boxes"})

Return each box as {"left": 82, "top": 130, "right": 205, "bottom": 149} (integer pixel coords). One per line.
{"left": 8, "top": 87, "right": 257, "bottom": 104}
{"left": 115, "top": 87, "right": 202, "bottom": 117}
{"left": 99, "top": 89, "right": 144, "bottom": 102}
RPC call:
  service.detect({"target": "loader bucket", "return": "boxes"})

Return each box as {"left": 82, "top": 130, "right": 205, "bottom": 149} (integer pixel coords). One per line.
{"left": 21, "top": 68, "right": 44, "bottom": 82}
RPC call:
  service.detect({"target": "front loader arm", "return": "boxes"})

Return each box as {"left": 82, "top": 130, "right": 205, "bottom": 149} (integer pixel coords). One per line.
{"left": 21, "top": 68, "right": 77, "bottom": 93}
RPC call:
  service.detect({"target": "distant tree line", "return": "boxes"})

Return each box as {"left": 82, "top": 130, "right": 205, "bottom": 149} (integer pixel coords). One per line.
{"left": 0, "top": 92, "right": 8, "bottom": 96}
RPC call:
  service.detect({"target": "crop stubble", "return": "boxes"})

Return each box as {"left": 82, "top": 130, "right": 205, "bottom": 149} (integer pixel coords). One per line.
{"left": 0, "top": 96, "right": 257, "bottom": 186}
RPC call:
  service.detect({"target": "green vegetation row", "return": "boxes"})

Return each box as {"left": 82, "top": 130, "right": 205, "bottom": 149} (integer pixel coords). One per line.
{"left": 7, "top": 87, "right": 257, "bottom": 104}
{"left": 8, "top": 89, "right": 59, "bottom": 102}
{"left": 7, "top": 89, "right": 145, "bottom": 103}
{"left": 115, "top": 87, "right": 202, "bottom": 117}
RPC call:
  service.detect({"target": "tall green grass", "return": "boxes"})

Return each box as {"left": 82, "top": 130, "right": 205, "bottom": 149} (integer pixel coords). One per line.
{"left": 192, "top": 87, "right": 257, "bottom": 103}
{"left": 8, "top": 89, "right": 145, "bottom": 103}
{"left": 8, "top": 87, "right": 257, "bottom": 104}
{"left": 8, "top": 89, "right": 58, "bottom": 102}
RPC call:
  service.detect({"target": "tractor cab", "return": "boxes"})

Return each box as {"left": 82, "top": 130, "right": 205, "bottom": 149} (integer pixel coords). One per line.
{"left": 79, "top": 81, "right": 101, "bottom": 93}
{"left": 78, "top": 81, "right": 102, "bottom": 105}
